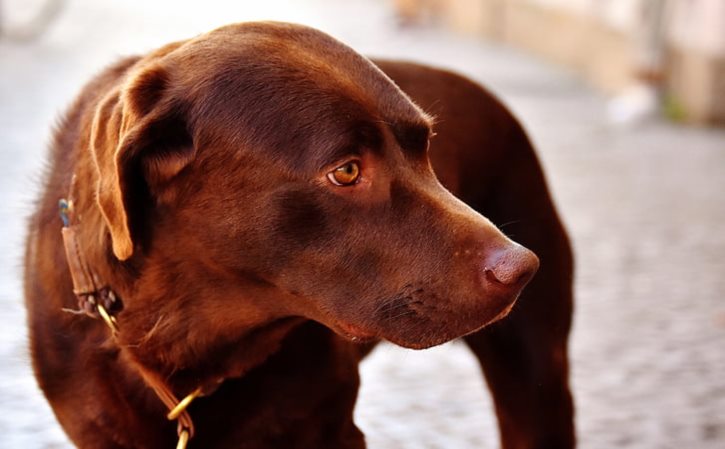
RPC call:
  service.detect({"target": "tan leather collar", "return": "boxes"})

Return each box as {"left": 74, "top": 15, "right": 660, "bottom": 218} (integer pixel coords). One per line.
{"left": 59, "top": 196, "right": 202, "bottom": 449}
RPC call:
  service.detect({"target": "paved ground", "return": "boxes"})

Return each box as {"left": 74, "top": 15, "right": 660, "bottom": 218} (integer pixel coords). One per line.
{"left": 1, "top": 1, "right": 724, "bottom": 448}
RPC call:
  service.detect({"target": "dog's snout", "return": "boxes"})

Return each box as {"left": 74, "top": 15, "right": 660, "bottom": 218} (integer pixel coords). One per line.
{"left": 483, "top": 244, "right": 540, "bottom": 292}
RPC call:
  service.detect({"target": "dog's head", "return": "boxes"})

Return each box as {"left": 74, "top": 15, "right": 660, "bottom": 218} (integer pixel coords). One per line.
{"left": 91, "top": 22, "right": 538, "bottom": 354}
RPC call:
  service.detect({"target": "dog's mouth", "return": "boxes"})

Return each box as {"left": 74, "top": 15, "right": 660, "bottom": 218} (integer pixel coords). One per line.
{"left": 326, "top": 290, "right": 520, "bottom": 350}
{"left": 314, "top": 241, "right": 537, "bottom": 349}
{"left": 331, "top": 320, "right": 378, "bottom": 344}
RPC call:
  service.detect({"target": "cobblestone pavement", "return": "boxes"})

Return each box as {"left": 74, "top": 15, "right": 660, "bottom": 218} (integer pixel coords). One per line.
{"left": 1, "top": 1, "right": 724, "bottom": 448}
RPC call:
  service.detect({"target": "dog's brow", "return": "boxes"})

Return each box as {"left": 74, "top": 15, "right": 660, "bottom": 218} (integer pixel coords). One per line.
{"left": 392, "top": 122, "right": 431, "bottom": 156}
{"left": 355, "top": 122, "right": 384, "bottom": 150}
{"left": 318, "top": 122, "right": 383, "bottom": 168}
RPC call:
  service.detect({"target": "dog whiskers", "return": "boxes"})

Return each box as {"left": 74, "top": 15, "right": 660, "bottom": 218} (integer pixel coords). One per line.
{"left": 498, "top": 219, "right": 522, "bottom": 230}
{"left": 376, "top": 300, "right": 409, "bottom": 314}
{"left": 386, "top": 309, "right": 417, "bottom": 321}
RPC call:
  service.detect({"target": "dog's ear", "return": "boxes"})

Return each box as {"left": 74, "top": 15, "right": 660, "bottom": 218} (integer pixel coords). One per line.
{"left": 90, "top": 64, "right": 195, "bottom": 261}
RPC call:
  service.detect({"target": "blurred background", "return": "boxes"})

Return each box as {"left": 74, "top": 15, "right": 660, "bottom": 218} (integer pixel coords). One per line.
{"left": 1, "top": 0, "right": 723, "bottom": 448}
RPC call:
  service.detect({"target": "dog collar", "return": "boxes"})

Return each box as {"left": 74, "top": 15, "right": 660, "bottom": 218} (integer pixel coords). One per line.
{"left": 58, "top": 198, "right": 121, "bottom": 330}
{"left": 59, "top": 196, "right": 201, "bottom": 449}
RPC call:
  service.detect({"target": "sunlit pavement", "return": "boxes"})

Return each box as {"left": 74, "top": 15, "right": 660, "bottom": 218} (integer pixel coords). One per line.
{"left": 1, "top": 1, "right": 724, "bottom": 448}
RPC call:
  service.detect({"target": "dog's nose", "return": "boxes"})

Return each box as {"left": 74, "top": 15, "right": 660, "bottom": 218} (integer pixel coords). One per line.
{"left": 483, "top": 243, "right": 540, "bottom": 294}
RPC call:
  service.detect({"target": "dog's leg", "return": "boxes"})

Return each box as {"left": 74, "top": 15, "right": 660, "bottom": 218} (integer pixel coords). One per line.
{"left": 464, "top": 278, "right": 575, "bottom": 449}
{"left": 463, "top": 128, "right": 576, "bottom": 449}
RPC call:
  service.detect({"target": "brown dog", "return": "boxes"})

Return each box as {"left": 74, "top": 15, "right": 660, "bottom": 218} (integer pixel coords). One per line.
{"left": 25, "top": 22, "right": 574, "bottom": 449}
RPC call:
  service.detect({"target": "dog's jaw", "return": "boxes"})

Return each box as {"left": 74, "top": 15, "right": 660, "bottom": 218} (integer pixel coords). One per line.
{"left": 332, "top": 320, "right": 378, "bottom": 343}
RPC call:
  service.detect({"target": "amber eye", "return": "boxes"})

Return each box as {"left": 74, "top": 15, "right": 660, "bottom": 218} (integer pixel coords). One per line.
{"left": 327, "top": 161, "right": 361, "bottom": 186}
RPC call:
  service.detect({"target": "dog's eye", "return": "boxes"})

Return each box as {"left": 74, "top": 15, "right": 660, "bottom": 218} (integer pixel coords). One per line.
{"left": 327, "top": 161, "right": 360, "bottom": 186}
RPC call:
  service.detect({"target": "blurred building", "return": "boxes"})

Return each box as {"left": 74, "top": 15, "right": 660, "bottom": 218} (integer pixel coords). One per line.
{"left": 394, "top": 0, "right": 725, "bottom": 125}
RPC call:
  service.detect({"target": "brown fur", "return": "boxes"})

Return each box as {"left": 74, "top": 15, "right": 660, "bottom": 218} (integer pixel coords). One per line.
{"left": 25, "top": 22, "right": 574, "bottom": 449}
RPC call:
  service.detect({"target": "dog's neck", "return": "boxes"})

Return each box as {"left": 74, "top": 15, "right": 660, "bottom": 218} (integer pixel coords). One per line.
{"left": 58, "top": 200, "right": 320, "bottom": 445}
{"left": 63, "top": 152, "right": 302, "bottom": 388}
{"left": 64, "top": 229, "right": 305, "bottom": 394}
{"left": 60, "top": 165, "right": 306, "bottom": 407}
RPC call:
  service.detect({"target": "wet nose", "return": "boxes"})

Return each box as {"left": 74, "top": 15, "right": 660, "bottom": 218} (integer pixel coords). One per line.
{"left": 483, "top": 243, "right": 540, "bottom": 293}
